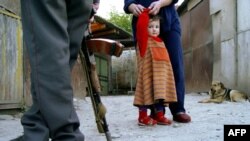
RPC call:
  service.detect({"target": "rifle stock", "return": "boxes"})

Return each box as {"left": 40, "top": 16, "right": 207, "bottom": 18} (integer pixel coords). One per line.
{"left": 86, "top": 38, "right": 124, "bottom": 57}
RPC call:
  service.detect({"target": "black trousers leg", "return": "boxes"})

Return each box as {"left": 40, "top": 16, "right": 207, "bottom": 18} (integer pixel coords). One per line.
{"left": 20, "top": 0, "right": 92, "bottom": 140}
{"left": 161, "top": 30, "right": 186, "bottom": 115}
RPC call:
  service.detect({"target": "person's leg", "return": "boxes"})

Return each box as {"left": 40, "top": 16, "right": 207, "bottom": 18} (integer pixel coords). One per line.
{"left": 138, "top": 106, "right": 157, "bottom": 126}
{"left": 49, "top": 0, "right": 92, "bottom": 140}
{"left": 20, "top": 0, "right": 92, "bottom": 140}
{"left": 161, "top": 30, "right": 185, "bottom": 114}
{"left": 153, "top": 102, "right": 172, "bottom": 125}
{"left": 10, "top": 73, "right": 50, "bottom": 141}
{"left": 67, "top": 0, "right": 92, "bottom": 70}
{"left": 20, "top": 1, "right": 53, "bottom": 140}
{"left": 161, "top": 30, "right": 191, "bottom": 122}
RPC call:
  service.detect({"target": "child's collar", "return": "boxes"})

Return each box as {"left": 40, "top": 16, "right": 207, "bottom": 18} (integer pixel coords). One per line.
{"left": 149, "top": 35, "right": 162, "bottom": 42}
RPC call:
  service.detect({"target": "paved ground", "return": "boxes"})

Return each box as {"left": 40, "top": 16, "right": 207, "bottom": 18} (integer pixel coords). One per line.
{"left": 1, "top": 93, "right": 250, "bottom": 141}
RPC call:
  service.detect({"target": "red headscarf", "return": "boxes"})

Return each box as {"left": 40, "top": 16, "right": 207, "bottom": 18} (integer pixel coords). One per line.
{"left": 136, "top": 9, "right": 150, "bottom": 57}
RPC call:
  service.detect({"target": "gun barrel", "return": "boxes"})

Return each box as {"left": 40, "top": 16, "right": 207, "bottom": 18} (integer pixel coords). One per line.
{"left": 105, "top": 131, "right": 112, "bottom": 141}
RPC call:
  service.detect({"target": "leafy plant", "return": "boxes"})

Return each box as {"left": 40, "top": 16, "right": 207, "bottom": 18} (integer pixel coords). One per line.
{"left": 108, "top": 8, "right": 132, "bottom": 33}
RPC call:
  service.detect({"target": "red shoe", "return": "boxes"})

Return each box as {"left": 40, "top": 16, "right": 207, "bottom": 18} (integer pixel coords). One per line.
{"left": 138, "top": 110, "right": 157, "bottom": 126}
{"left": 138, "top": 116, "right": 157, "bottom": 126}
{"left": 155, "top": 111, "right": 172, "bottom": 125}
{"left": 173, "top": 112, "right": 191, "bottom": 123}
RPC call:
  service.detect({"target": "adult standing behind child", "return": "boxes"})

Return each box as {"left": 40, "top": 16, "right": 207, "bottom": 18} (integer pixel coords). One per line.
{"left": 124, "top": 0, "right": 191, "bottom": 123}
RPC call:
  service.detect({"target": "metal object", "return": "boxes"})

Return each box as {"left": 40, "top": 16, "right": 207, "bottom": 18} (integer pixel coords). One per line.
{"left": 79, "top": 37, "right": 123, "bottom": 141}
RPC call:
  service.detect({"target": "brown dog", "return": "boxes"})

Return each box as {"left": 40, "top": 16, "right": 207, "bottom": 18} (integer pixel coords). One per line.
{"left": 199, "top": 81, "right": 249, "bottom": 103}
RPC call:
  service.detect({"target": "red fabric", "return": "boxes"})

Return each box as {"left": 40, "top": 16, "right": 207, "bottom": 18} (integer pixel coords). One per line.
{"left": 151, "top": 47, "right": 170, "bottom": 61}
{"left": 150, "top": 35, "right": 162, "bottom": 42}
{"left": 136, "top": 9, "right": 150, "bottom": 57}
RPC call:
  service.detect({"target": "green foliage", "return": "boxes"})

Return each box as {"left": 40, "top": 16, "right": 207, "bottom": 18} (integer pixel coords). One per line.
{"left": 108, "top": 8, "right": 132, "bottom": 33}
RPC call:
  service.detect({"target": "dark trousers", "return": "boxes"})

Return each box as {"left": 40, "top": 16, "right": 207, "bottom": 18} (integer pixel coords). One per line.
{"left": 161, "top": 30, "right": 186, "bottom": 115}
{"left": 21, "top": 0, "right": 92, "bottom": 140}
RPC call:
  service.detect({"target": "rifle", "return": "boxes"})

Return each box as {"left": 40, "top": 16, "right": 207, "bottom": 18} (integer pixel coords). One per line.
{"left": 80, "top": 37, "right": 124, "bottom": 141}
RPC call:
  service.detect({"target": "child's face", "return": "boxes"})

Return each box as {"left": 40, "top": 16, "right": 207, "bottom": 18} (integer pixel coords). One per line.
{"left": 148, "top": 19, "right": 160, "bottom": 37}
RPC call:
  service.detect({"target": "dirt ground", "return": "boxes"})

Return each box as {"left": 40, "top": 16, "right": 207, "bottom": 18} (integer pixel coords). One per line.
{"left": 1, "top": 93, "right": 250, "bottom": 141}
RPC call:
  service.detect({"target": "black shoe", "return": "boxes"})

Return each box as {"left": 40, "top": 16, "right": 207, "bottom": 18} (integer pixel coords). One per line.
{"left": 10, "top": 136, "right": 23, "bottom": 141}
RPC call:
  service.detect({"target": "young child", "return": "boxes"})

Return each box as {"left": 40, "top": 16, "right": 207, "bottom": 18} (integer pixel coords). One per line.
{"left": 134, "top": 9, "right": 177, "bottom": 126}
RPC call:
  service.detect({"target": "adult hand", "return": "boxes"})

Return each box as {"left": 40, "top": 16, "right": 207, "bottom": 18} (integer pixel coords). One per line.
{"left": 128, "top": 4, "right": 145, "bottom": 16}
{"left": 89, "top": 2, "right": 99, "bottom": 23}
{"left": 93, "top": 2, "right": 99, "bottom": 12}
{"left": 149, "top": 0, "right": 172, "bottom": 15}
{"left": 148, "top": 1, "right": 162, "bottom": 15}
